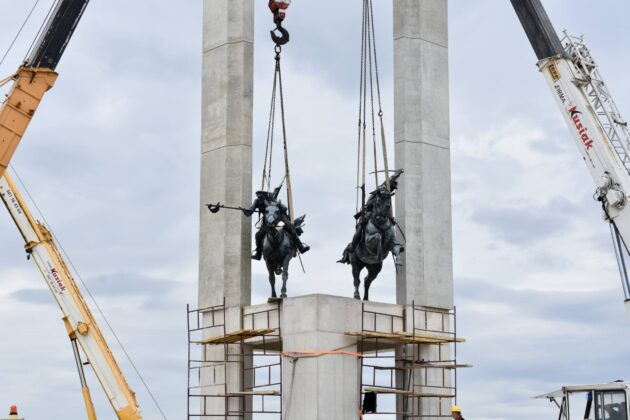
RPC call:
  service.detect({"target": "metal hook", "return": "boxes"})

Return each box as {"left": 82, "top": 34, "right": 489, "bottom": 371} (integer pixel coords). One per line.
{"left": 270, "top": 23, "right": 290, "bottom": 46}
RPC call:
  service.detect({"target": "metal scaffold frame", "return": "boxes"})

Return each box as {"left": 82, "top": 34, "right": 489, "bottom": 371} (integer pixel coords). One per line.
{"left": 353, "top": 302, "right": 469, "bottom": 418}
{"left": 187, "top": 300, "right": 283, "bottom": 419}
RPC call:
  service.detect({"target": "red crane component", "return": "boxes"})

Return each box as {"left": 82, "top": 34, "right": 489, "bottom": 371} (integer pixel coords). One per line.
{"left": 269, "top": 0, "right": 290, "bottom": 22}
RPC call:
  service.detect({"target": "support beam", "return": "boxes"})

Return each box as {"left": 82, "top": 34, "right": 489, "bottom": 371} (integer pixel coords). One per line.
{"left": 394, "top": 0, "right": 453, "bottom": 310}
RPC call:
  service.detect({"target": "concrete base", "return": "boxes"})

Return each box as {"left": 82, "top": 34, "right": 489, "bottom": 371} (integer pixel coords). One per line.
{"left": 280, "top": 295, "right": 363, "bottom": 420}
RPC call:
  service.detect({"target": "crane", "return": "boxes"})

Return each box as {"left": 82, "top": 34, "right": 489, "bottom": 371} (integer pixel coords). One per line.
{"left": 0, "top": 1, "right": 143, "bottom": 418}
{"left": 511, "top": 0, "right": 630, "bottom": 321}
{"left": 0, "top": 173, "right": 142, "bottom": 419}
{"left": 510, "top": 2, "right": 630, "bottom": 417}
{"left": 0, "top": 0, "right": 90, "bottom": 179}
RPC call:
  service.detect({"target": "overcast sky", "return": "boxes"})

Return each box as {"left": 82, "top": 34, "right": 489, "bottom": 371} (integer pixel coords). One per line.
{"left": 1, "top": 1, "right": 630, "bottom": 419}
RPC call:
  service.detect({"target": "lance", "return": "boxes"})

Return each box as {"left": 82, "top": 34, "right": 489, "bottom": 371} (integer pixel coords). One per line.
{"left": 207, "top": 203, "right": 260, "bottom": 214}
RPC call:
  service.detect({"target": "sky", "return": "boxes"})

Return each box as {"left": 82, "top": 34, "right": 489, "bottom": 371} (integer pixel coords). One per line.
{"left": 1, "top": 1, "right": 630, "bottom": 419}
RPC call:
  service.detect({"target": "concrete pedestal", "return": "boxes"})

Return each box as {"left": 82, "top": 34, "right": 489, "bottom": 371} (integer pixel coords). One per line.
{"left": 281, "top": 295, "right": 362, "bottom": 420}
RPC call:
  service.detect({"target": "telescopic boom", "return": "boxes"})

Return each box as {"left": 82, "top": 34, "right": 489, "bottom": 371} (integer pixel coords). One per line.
{"left": 0, "top": 0, "right": 89, "bottom": 179}
{"left": 511, "top": 0, "right": 630, "bottom": 320}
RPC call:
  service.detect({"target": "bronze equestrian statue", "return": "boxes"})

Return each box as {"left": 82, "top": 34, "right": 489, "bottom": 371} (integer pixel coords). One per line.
{"left": 242, "top": 188, "right": 310, "bottom": 260}
{"left": 338, "top": 170, "right": 404, "bottom": 300}
{"left": 207, "top": 185, "right": 309, "bottom": 299}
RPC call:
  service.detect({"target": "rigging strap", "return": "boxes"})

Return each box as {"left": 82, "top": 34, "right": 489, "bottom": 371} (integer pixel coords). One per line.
{"left": 355, "top": 0, "right": 391, "bottom": 215}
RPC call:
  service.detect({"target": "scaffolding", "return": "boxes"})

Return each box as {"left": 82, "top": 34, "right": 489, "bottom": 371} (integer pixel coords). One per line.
{"left": 350, "top": 302, "right": 469, "bottom": 418}
{"left": 187, "top": 300, "right": 283, "bottom": 419}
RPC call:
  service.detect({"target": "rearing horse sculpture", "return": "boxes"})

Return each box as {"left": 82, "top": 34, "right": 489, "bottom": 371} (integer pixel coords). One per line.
{"left": 338, "top": 170, "right": 404, "bottom": 300}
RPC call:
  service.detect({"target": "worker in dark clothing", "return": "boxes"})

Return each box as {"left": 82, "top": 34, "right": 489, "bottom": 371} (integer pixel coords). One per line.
{"left": 451, "top": 406, "right": 465, "bottom": 420}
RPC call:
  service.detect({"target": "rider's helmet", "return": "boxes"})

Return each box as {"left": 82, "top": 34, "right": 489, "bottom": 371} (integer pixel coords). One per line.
{"left": 255, "top": 190, "right": 272, "bottom": 199}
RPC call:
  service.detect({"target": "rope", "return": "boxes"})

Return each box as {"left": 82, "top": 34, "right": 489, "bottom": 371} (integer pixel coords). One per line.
{"left": 355, "top": 0, "right": 391, "bottom": 199}
{"left": 24, "top": 0, "right": 59, "bottom": 63}
{"left": 0, "top": 0, "right": 43, "bottom": 69}
{"left": 355, "top": 0, "right": 367, "bottom": 213}
{"left": 275, "top": 46, "right": 295, "bottom": 221}
{"left": 261, "top": 58, "right": 279, "bottom": 191}
{"left": 9, "top": 165, "right": 169, "bottom": 420}
{"left": 368, "top": 0, "right": 391, "bottom": 191}
{"left": 366, "top": 2, "right": 379, "bottom": 187}
{"left": 282, "top": 349, "right": 364, "bottom": 358}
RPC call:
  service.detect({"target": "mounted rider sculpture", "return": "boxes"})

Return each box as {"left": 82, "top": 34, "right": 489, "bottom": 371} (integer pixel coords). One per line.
{"left": 208, "top": 185, "right": 309, "bottom": 300}
{"left": 338, "top": 170, "right": 405, "bottom": 301}
{"left": 242, "top": 188, "right": 309, "bottom": 299}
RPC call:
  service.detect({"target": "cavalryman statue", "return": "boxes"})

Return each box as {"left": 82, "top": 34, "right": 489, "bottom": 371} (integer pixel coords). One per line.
{"left": 242, "top": 187, "right": 310, "bottom": 260}
{"left": 339, "top": 169, "right": 403, "bottom": 264}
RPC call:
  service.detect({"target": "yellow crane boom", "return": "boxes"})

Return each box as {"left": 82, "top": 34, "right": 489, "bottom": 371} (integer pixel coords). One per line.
{"left": 0, "top": 173, "right": 142, "bottom": 419}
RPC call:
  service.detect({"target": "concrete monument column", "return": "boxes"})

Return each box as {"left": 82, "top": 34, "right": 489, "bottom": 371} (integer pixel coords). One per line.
{"left": 199, "top": 2, "right": 254, "bottom": 418}
{"left": 199, "top": 0, "right": 254, "bottom": 309}
{"left": 394, "top": 0, "right": 453, "bottom": 310}
{"left": 394, "top": 2, "right": 454, "bottom": 418}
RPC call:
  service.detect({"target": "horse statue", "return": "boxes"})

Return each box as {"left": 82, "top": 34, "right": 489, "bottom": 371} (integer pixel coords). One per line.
{"left": 261, "top": 200, "right": 306, "bottom": 299}
{"left": 338, "top": 170, "right": 404, "bottom": 300}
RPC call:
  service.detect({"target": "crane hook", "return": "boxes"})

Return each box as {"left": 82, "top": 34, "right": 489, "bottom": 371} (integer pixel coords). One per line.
{"left": 271, "top": 22, "right": 290, "bottom": 46}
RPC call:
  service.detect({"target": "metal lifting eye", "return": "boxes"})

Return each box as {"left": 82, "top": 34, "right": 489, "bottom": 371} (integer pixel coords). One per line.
{"left": 270, "top": 24, "right": 290, "bottom": 46}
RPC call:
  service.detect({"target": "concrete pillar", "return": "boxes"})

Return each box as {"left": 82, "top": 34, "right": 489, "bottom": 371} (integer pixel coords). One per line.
{"left": 394, "top": 2, "right": 454, "bottom": 418}
{"left": 199, "top": 1, "right": 254, "bottom": 418}
{"left": 199, "top": 0, "right": 254, "bottom": 309}
{"left": 281, "top": 295, "right": 362, "bottom": 420}
{"left": 394, "top": 0, "right": 453, "bottom": 310}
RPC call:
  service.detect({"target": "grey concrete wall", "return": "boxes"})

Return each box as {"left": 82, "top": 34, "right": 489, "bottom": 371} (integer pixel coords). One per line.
{"left": 394, "top": 0, "right": 453, "bottom": 310}
{"left": 199, "top": 0, "right": 254, "bottom": 310}
{"left": 281, "top": 295, "right": 362, "bottom": 420}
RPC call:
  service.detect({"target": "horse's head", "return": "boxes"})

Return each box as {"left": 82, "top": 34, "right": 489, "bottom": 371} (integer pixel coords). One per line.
{"left": 265, "top": 200, "right": 281, "bottom": 226}
{"left": 371, "top": 191, "right": 393, "bottom": 225}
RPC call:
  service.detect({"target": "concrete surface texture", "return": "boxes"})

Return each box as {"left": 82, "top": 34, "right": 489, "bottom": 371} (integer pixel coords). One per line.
{"left": 394, "top": 0, "right": 454, "bottom": 310}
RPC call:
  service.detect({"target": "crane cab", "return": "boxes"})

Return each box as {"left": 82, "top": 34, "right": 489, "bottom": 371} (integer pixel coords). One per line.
{"left": 537, "top": 381, "right": 630, "bottom": 420}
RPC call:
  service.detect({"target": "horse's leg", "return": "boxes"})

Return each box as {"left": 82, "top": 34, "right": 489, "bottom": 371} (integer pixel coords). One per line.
{"left": 280, "top": 254, "right": 290, "bottom": 299}
{"left": 363, "top": 263, "right": 383, "bottom": 301}
{"left": 266, "top": 259, "right": 277, "bottom": 298}
{"left": 352, "top": 261, "right": 362, "bottom": 300}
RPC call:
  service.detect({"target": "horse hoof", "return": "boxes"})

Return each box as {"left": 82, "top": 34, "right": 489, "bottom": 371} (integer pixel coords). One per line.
{"left": 354, "top": 293, "right": 360, "bottom": 300}
{"left": 280, "top": 293, "right": 287, "bottom": 299}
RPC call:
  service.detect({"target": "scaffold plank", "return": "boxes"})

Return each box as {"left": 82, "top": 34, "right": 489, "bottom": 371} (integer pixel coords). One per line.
{"left": 346, "top": 330, "right": 465, "bottom": 344}
{"left": 198, "top": 328, "right": 277, "bottom": 345}
{"left": 364, "top": 386, "right": 454, "bottom": 398}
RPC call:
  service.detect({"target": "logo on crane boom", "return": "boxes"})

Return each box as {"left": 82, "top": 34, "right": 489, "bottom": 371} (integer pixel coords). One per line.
{"left": 568, "top": 106, "right": 594, "bottom": 150}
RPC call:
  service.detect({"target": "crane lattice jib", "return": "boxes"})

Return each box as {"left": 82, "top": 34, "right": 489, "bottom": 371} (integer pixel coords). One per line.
{"left": 562, "top": 32, "right": 630, "bottom": 175}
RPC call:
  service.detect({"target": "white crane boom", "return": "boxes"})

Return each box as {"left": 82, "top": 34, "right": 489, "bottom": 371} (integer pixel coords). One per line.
{"left": 511, "top": 0, "right": 630, "bottom": 320}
